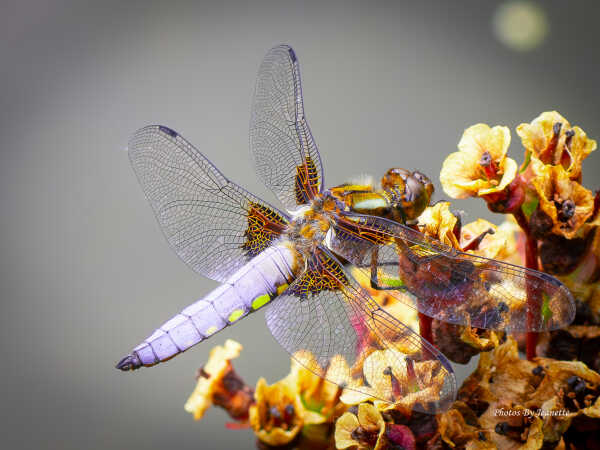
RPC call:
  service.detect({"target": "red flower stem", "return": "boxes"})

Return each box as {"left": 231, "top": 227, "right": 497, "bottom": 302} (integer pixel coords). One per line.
{"left": 404, "top": 224, "right": 436, "bottom": 350}
{"left": 513, "top": 209, "right": 539, "bottom": 360}
{"left": 418, "top": 312, "right": 433, "bottom": 346}
{"left": 524, "top": 235, "right": 540, "bottom": 360}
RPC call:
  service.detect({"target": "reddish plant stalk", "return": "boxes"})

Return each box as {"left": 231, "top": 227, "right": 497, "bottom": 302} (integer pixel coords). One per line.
{"left": 524, "top": 235, "right": 540, "bottom": 360}
{"left": 418, "top": 312, "right": 433, "bottom": 347}
{"left": 405, "top": 223, "right": 436, "bottom": 350}
{"left": 513, "top": 209, "right": 540, "bottom": 360}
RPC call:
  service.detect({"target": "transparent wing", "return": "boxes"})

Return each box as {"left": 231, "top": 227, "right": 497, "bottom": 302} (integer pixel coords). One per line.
{"left": 265, "top": 246, "right": 456, "bottom": 413}
{"left": 329, "top": 212, "right": 576, "bottom": 332}
{"left": 129, "top": 125, "right": 289, "bottom": 283}
{"left": 250, "top": 44, "right": 323, "bottom": 211}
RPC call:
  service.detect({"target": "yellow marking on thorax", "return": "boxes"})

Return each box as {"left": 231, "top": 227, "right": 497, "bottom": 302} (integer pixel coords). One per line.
{"left": 276, "top": 283, "right": 289, "bottom": 295}
{"left": 335, "top": 184, "right": 373, "bottom": 192}
{"left": 351, "top": 194, "right": 388, "bottom": 211}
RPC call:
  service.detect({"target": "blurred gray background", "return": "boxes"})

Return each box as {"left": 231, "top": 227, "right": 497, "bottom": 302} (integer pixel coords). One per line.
{"left": 1, "top": 0, "right": 599, "bottom": 449}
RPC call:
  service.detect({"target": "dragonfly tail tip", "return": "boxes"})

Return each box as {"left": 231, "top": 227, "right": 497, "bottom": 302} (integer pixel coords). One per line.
{"left": 115, "top": 353, "right": 141, "bottom": 371}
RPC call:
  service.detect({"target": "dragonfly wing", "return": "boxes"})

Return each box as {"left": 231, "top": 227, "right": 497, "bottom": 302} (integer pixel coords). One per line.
{"left": 329, "top": 212, "right": 576, "bottom": 332}
{"left": 265, "top": 246, "right": 456, "bottom": 413}
{"left": 250, "top": 44, "right": 323, "bottom": 211}
{"left": 129, "top": 125, "right": 290, "bottom": 283}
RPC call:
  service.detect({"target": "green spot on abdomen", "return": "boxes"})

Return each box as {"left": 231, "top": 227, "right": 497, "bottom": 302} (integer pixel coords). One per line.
{"left": 205, "top": 326, "right": 218, "bottom": 336}
{"left": 252, "top": 294, "right": 271, "bottom": 310}
{"left": 228, "top": 309, "right": 245, "bottom": 323}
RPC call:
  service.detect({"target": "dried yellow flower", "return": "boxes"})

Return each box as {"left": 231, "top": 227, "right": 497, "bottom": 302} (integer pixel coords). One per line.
{"left": 283, "top": 351, "right": 349, "bottom": 424}
{"left": 418, "top": 202, "right": 518, "bottom": 263}
{"left": 339, "top": 348, "right": 446, "bottom": 413}
{"left": 438, "top": 402, "right": 492, "bottom": 448}
{"left": 447, "top": 336, "right": 600, "bottom": 448}
{"left": 459, "top": 325, "right": 501, "bottom": 353}
{"left": 418, "top": 201, "right": 460, "bottom": 248}
{"left": 249, "top": 377, "right": 305, "bottom": 446}
{"left": 531, "top": 163, "right": 594, "bottom": 239}
{"left": 517, "top": 111, "right": 596, "bottom": 181}
{"left": 441, "top": 124, "right": 517, "bottom": 199}
{"left": 184, "top": 339, "right": 243, "bottom": 420}
{"left": 334, "top": 403, "right": 385, "bottom": 450}
{"left": 529, "top": 359, "right": 600, "bottom": 407}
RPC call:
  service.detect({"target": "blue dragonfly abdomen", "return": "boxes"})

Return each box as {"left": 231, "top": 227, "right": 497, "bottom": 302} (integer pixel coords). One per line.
{"left": 116, "top": 243, "right": 296, "bottom": 370}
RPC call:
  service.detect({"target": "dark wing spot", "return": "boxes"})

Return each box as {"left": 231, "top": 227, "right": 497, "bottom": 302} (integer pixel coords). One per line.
{"left": 288, "top": 47, "right": 297, "bottom": 62}
{"left": 158, "top": 126, "right": 178, "bottom": 138}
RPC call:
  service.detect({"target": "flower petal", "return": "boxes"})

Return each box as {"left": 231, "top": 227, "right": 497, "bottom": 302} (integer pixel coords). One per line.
{"left": 457, "top": 124, "right": 511, "bottom": 162}
{"left": 357, "top": 403, "right": 384, "bottom": 431}
{"left": 418, "top": 202, "right": 460, "bottom": 248}
{"left": 250, "top": 377, "right": 305, "bottom": 446}
{"left": 184, "top": 339, "right": 243, "bottom": 420}
{"left": 441, "top": 124, "right": 514, "bottom": 199}
{"left": 517, "top": 111, "right": 596, "bottom": 180}
{"left": 334, "top": 412, "right": 360, "bottom": 449}
{"left": 532, "top": 163, "right": 594, "bottom": 239}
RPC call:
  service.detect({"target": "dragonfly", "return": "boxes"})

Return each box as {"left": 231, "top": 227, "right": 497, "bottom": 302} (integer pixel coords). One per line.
{"left": 116, "top": 45, "right": 575, "bottom": 413}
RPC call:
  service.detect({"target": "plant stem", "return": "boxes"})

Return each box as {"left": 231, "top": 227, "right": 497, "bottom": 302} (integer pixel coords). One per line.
{"left": 513, "top": 209, "right": 540, "bottom": 360}
{"left": 418, "top": 312, "right": 433, "bottom": 346}
{"left": 524, "top": 234, "right": 539, "bottom": 360}
{"left": 406, "top": 222, "right": 436, "bottom": 350}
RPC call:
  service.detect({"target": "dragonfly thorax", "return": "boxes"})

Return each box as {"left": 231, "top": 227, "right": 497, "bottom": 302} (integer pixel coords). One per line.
{"left": 328, "top": 168, "right": 434, "bottom": 223}
{"left": 285, "top": 196, "right": 336, "bottom": 259}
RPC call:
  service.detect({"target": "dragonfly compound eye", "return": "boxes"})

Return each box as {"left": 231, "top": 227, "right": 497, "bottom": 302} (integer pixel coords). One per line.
{"left": 381, "top": 167, "right": 410, "bottom": 191}
{"left": 399, "top": 172, "right": 435, "bottom": 221}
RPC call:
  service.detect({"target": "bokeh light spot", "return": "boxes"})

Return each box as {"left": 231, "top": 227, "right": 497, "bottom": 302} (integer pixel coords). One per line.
{"left": 493, "top": 1, "right": 549, "bottom": 52}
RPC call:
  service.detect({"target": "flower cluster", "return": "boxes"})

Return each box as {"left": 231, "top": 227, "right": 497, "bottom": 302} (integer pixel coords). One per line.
{"left": 185, "top": 336, "right": 600, "bottom": 449}
{"left": 441, "top": 112, "right": 597, "bottom": 226}
{"left": 439, "top": 337, "right": 600, "bottom": 449}
{"left": 184, "top": 339, "right": 349, "bottom": 446}
{"left": 440, "top": 111, "right": 599, "bottom": 360}
{"left": 185, "top": 338, "right": 450, "bottom": 449}
{"left": 183, "top": 111, "right": 598, "bottom": 449}
{"left": 441, "top": 111, "right": 597, "bottom": 243}
{"left": 417, "top": 201, "right": 509, "bottom": 364}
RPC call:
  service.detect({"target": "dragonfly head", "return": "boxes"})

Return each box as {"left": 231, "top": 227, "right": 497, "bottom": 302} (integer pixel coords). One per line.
{"left": 381, "top": 168, "right": 434, "bottom": 221}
